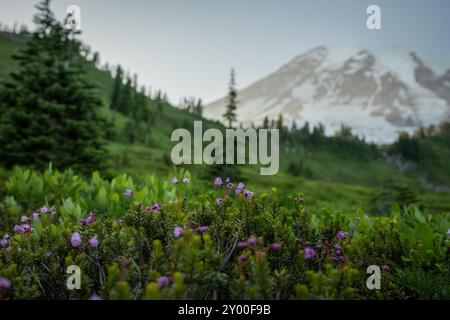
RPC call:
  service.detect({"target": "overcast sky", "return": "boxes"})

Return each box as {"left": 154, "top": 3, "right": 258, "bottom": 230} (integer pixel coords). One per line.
{"left": 1, "top": 0, "right": 450, "bottom": 104}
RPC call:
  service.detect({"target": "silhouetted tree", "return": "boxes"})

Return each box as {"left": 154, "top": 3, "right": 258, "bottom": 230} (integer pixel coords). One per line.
{"left": 223, "top": 68, "right": 238, "bottom": 128}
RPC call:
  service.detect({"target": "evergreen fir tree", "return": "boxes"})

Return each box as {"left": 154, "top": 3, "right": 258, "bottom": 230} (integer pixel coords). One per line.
{"left": 91, "top": 51, "right": 100, "bottom": 67}
{"left": 0, "top": 0, "right": 106, "bottom": 172}
{"left": 262, "top": 116, "right": 270, "bottom": 129}
{"left": 223, "top": 68, "right": 238, "bottom": 128}
{"left": 134, "top": 87, "right": 148, "bottom": 119}
{"left": 290, "top": 121, "right": 297, "bottom": 133}
{"left": 118, "top": 76, "right": 134, "bottom": 115}
{"left": 300, "top": 122, "right": 310, "bottom": 135}
{"left": 110, "top": 65, "right": 124, "bottom": 111}
{"left": 392, "top": 132, "right": 420, "bottom": 161}
{"left": 194, "top": 98, "right": 203, "bottom": 116}
{"left": 276, "top": 114, "right": 284, "bottom": 130}
{"left": 154, "top": 90, "right": 161, "bottom": 101}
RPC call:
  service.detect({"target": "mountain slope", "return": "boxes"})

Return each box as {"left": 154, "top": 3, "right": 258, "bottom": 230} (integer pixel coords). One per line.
{"left": 204, "top": 45, "right": 450, "bottom": 144}
{"left": 0, "top": 31, "right": 224, "bottom": 179}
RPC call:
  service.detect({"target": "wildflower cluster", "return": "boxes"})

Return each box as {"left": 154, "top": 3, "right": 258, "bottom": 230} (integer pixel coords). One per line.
{"left": 0, "top": 168, "right": 449, "bottom": 300}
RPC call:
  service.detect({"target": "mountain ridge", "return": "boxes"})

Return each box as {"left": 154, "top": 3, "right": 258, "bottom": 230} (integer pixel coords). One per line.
{"left": 204, "top": 45, "right": 450, "bottom": 144}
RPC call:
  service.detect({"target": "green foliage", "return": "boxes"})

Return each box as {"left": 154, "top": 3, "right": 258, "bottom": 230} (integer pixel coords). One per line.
{"left": 0, "top": 167, "right": 449, "bottom": 300}
{"left": 370, "top": 179, "right": 418, "bottom": 215}
{"left": 287, "top": 160, "right": 313, "bottom": 178}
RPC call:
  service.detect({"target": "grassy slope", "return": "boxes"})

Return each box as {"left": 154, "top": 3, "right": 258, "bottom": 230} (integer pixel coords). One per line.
{"left": 0, "top": 31, "right": 449, "bottom": 213}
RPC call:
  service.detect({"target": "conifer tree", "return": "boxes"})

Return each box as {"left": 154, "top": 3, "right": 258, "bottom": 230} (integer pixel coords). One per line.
{"left": 91, "top": 51, "right": 100, "bottom": 67}
{"left": 0, "top": 0, "right": 106, "bottom": 172}
{"left": 276, "top": 114, "right": 284, "bottom": 130}
{"left": 300, "top": 122, "right": 310, "bottom": 135}
{"left": 223, "top": 68, "right": 238, "bottom": 128}
{"left": 194, "top": 98, "right": 203, "bottom": 116}
{"left": 262, "top": 116, "right": 270, "bottom": 129}
{"left": 110, "top": 65, "right": 124, "bottom": 111}
{"left": 118, "top": 76, "right": 134, "bottom": 115}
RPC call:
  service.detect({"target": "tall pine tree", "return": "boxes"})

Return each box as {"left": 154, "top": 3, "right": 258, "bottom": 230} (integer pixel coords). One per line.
{"left": 223, "top": 68, "right": 238, "bottom": 128}
{"left": 0, "top": 0, "right": 106, "bottom": 172}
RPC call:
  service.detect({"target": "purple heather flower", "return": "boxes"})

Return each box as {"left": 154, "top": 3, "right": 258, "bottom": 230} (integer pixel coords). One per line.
{"left": 447, "top": 229, "right": 450, "bottom": 235}
{"left": 123, "top": 188, "right": 133, "bottom": 197}
{"left": 49, "top": 207, "right": 56, "bottom": 216}
{"left": 173, "top": 227, "right": 184, "bottom": 238}
{"left": 89, "top": 236, "right": 99, "bottom": 248}
{"left": 157, "top": 276, "right": 171, "bottom": 288}
{"left": 1, "top": 235, "right": 9, "bottom": 248}
{"left": 123, "top": 258, "right": 132, "bottom": 268}
{"left": 21, "top": 215, "right": 30, "bottom": 223}
{"left": 22, "top": 224, "right": 32, "bottom": 233}
{"left": 182, "top": 178, "right": 190, "bottom": 185}
{"left": 337, "top": 231, "right": 347, "bottom": 240}
{"left": 151, "top": 203, "right": 163, "bottom": 213}
{"left": 248, "top": 237, "right": 258, "bottom": 247}
{"left": 304, "top": 247, "right": 315, "bottom": 260}
{"left": 270, "top": 243, "right": 282, "bottom": 251}
{"left": 197, "top": 226, "right": 209, "bottom": 234}
{"left": 244, "top": 190, "right": 254, "bottom": 199}
{"left": 89, "top": 293, "right": 102, "bottom": 300}
{"left": 298, "top": 197, "right": 305, "bottom": 204}
{"left": 239, "top": 254, "right": 247, "bottom": 262}
{"left": 0, "top": 278, "right": 11, "bottom": 294}
{"left": 216, "top": 198, "right": 224, "bottom": 205}
{"left": 33, "top": 212, "right": 40, "bottom": 221}
{"left": 214, "top": 177, "right": 223, "bottom": 186}
{"left": 14, "top": 224, "right": 32, "bottom": 234}
{"left": 383, "top": 265, "right": 390, "bottom": 272}
{"left": 225, "top": 177, "right": 231, "bottom": 184}
{"left": 71, "top": 232, "right": 82, "bottom": 247}
{"left": 333, "top": 256, "right": 345, "bottom": 264}
{"left": 315, "top": 244, "right": 322, "bottom": 249}
{"left": 236, "top": 242, "right": 248, "bottom": 250}
{"left": 227, "top": 182, "right": 234, "bottom": 189}
{"left": 40, "top": 206, "right": 49, "bottom": 214}
{"left": 86, "top": 213, "right": 96, "bottom": 225}
{"left": 235, "top": 183, "right": 245, "bottom": 195}
{"left": 171, "top": 177, "right": 179, "bottom": 184}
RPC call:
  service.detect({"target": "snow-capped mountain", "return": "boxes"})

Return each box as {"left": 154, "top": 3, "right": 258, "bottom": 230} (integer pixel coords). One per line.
{"left": 204, "top": 45, "right": 450, "bottom": 144}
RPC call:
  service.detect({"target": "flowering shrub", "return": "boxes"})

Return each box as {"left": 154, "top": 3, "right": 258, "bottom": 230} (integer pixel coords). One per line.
{"left": 0, "top": 167, "right": 449, "bottom": 300}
